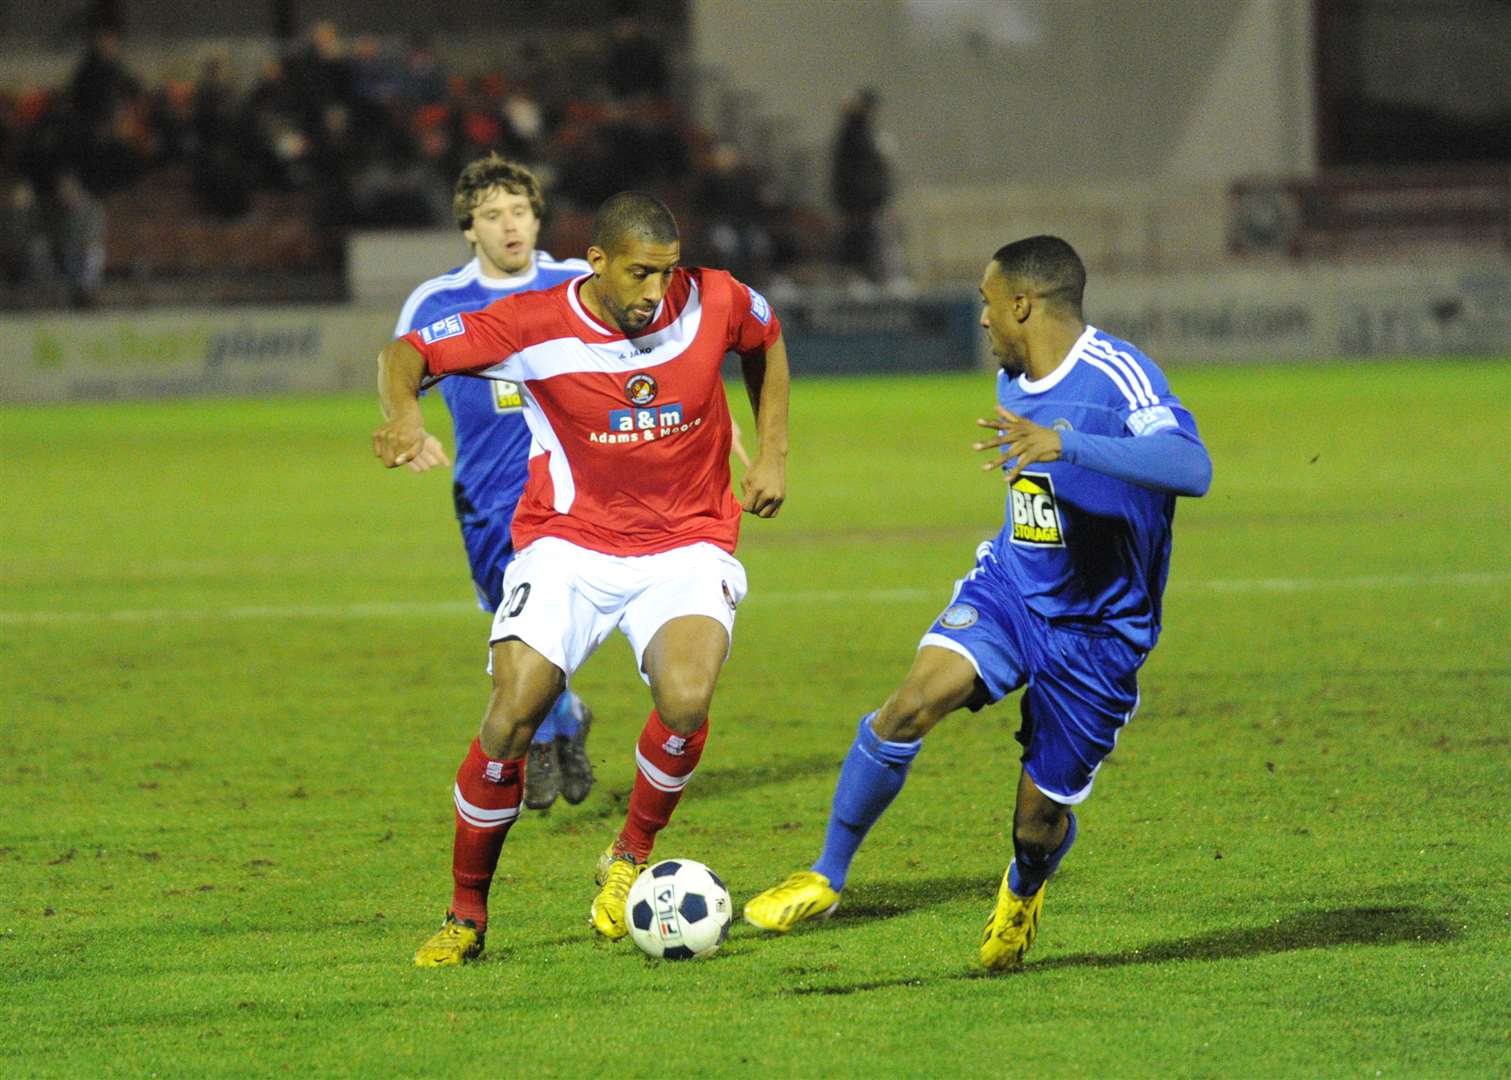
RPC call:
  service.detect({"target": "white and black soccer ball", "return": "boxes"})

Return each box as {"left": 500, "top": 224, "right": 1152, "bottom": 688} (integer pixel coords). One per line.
{"left": 626, "top": 859, "right": 732, "bottom": 960}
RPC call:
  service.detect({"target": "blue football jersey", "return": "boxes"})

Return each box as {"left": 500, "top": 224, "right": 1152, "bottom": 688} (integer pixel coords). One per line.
{"left": 394, "top": 252, "right": 589, "bottom": 523}
{"left": 988, "top": 326, "right": 1204, "bottom": 651}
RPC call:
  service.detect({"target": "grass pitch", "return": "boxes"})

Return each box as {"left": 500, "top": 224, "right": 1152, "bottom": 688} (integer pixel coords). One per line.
{"left": 2, "top": 359, "right": 1508, "bottom": 1077}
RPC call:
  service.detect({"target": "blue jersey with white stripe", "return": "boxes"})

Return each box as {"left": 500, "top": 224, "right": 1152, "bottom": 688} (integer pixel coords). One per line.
{"left": 394, "top": 252, "right": 589, "bottom": 523}
{"left": 988, "top": 325, "right": 1204, "bottom": 651}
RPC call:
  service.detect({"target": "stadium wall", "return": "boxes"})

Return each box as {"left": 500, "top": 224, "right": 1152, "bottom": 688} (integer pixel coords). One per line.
{"left": 692, "top": 0, "right": 1313, "bottom": 274}
{"left": 690, "top": 0, "right": 1314, "bottom": 190}
{"left": 5, "top": 256, "right": 1507, "bottom": 405}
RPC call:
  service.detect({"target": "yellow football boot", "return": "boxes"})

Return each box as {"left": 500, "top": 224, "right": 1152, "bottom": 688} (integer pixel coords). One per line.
{"left": 980, "top": 867, "right": 1044, "bottom": 971}
{"left": 742, "top": 870, "right": 841, "bottom": 933}
{"left": 413, "top": 914, "right": 484, "bottom": 967}
{"left": 589, "top": 845, "right": 645, "bottom": 940}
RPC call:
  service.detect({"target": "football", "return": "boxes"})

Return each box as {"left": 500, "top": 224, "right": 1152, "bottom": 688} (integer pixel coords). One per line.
{"left": 626, "top": 859, "right": 732, "bottom": 960}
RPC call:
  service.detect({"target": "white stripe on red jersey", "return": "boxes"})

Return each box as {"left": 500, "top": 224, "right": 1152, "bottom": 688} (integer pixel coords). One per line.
{"left": 404, "top": 267, "right": 781, "bottom": 557}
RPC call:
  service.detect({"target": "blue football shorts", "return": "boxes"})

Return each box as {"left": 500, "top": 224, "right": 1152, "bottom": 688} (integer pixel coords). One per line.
{"left": 919, "top": 546, "right": 1145, "bottom": 804}
{"left": 459, "top": 509, "right": 519, "bottom": 613}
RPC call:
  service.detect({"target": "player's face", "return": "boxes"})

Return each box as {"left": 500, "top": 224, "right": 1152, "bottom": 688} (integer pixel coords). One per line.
{"left": 586, "top": 236, "right": 680, "bottom": 335}
{"left": 464, "top": 187, "right": 541, "bottom": 277}
{"left": 980, "top": 263, "right": 1029, "bottom": 374}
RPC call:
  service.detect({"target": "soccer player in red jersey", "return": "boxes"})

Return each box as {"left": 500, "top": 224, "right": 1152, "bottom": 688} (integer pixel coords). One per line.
{"left": 373, "top": 191, "right": 790, "bottom": 965}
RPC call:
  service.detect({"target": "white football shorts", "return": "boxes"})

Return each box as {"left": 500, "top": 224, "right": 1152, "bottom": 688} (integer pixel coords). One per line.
{"left": 488, "top": 537, "right": 748, "bottom": 683}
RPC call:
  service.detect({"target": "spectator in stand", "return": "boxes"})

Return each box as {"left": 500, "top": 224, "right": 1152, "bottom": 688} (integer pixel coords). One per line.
{"left": 191, "top": 53, "right": 253, "bottom": 218}
{"left": 605, "top": 15, "right": 671, "bottom": 100}
{"left": 692, "top": 141, "right": 774, "bottom": 283}
{"left": 68, "top": 29, "right": 140, "bottom": 122}
{"left": 192, "top": 54, "right": 238, "bottom": 149}
{"left": 283, "top": 20, "right": 351, "bottom": 135}
{"left": 499, "top": 89, "right": 546, "bottom": 164}
{"left": 350, "top": 35, "right": 405, "bottom": 109}
{"left": 50, "top": 172, "right": 106, "bottom": 307}
{"left": 61, "top": 27, "right": 149, "bottom": 195}
{"left": 146, "top": 79, "right": 196, "bottom": 168}
{"left": 830, "top": 88, "right": 895, "bottom": 286}
{"left": 399, "top": 37, "right": 449, "bottom": 108}
{"left": 245, "top": 58, "right": 313, "bottom": 191}
{"left": 1, "top": 178, "right": 52, "bottom": 287}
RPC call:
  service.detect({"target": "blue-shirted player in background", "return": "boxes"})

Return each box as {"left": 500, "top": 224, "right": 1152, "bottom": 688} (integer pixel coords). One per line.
{"left": 744, "top": 235, "right": 1212, "bottom": 969}
{"left": 394, "top": 153, "right": 597, "bottom": 810}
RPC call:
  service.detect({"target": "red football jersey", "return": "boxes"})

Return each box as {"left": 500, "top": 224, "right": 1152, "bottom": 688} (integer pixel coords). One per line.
{"left": 404, "top": 267, "right": 782, "bottom": 557}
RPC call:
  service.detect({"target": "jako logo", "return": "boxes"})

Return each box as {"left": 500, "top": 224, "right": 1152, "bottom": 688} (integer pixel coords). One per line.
{"left": 1010, "top": 472, "right": 1065, "bottom": 547}
{"left": 484, "top": 761, "right": 504, "bottom": 782}
{"left": 662, "top": 734, "right": 688, "bottom": 756}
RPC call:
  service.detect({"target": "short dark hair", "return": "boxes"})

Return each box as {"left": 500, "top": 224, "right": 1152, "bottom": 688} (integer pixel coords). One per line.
{"left": 992, "top": 235, "right": 1086, "bottom": 315}
{"left": 590, "top": 191, "right": 679, "bottom": 253}
{"left": 453, "top": 153, "right": 544, "bottom": 230}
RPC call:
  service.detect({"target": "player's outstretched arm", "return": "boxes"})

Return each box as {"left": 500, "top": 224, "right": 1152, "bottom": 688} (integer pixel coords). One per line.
{"left": 373, "top": 338, "right": 450, "bottom": 471}
{"left": 974, "top": 405, "right": 1211, "bottom": 496}
{"left": 738, "top": 333, "right": 790, "bottom": 518}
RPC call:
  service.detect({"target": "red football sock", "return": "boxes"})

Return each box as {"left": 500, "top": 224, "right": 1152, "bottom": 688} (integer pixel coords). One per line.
{"left": 617, "top": 710, "right": 707, "bottom": 860}
{"left": 448, "top": 738, "right": 523, "bottom": 929}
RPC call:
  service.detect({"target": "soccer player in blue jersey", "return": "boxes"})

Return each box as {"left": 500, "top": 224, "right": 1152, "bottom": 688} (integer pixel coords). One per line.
{"left": 394, "top": 153, "right": 597, "bottom": 810}
{"left": 744, "top": 235, "right": 1212, "bottom": 969}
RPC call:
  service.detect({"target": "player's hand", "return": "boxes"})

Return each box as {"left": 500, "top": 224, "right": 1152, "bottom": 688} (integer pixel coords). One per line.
{"left": 740, "top": 454, "right": 785, "bottom": 518}
{"left": 373, "top": 418, "right": 447, "bottom": 470}
{"left": 403, "top": 434, "right": 450, "bottom": 473}
{"left": 973, "top": 405, "right": 1061, "bottom": 484}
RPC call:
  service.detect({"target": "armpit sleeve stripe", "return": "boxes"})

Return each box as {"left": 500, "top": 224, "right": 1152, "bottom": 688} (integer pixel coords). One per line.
{"left": 1082, "top": 354, "right": 1142, "bottom": 410}
{"left": 1087, "top": 340, "right": 1154, "bottom": 407}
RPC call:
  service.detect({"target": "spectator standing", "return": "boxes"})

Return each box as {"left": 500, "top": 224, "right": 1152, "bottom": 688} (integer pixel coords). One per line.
{"left": 51, "top": 172, "right": 106, "bottom": 307}
{"left": 0, "top": 178, "right": 52, "bottom": 287}
{"left": 830, "top": 88, "right": 895, "bottom": 286}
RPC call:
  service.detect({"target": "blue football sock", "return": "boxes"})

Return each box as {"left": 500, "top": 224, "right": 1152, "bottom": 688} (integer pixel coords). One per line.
{"left": 1009, "top": 810, "right": 1077, "bottom": 897}
{"left": 549, "top": 690, "right": 582, "bottom": 739}
{"left": 810, "top": 713, "right": 922, "bottom": 891}
{"left": 533, "top": 696, "right": 562, "bottom": 745}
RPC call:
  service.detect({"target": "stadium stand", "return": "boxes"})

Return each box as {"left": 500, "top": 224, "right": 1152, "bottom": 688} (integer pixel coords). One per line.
{"left": 0, "top": 15, "right": 821, "bottom": 310}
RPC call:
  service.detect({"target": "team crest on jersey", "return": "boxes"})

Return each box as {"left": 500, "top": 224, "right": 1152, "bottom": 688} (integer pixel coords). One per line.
{"left": 625, "top": 372, "right": 658, "bottom": 405}
{"left": 940, "top": 604, "right": 978, "bottom": 629}
{"left": 491, "top": 379, "right": 522, "bottom": 413}
{"left": 419, "top": 313, "right": 465, "bottom": 344}
{"left": 1010, "top": 472, "right": 1065, "bottom": 548}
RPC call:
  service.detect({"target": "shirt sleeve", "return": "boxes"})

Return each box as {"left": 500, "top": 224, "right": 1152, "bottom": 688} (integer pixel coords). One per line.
{"left": 401, "top": 301, "right": 522, "bottom": 380}
{"left": 394, "top": 290, "right": 435, "bottom": 338}
{"left": 725, "top": 274, "right": 783, "bottom": 353}
{"left": 1058, "top": 426, "right": 1211, "bottom": 496}
{"left": 1092, "top": 348, "right": 1191, "bottom": 439}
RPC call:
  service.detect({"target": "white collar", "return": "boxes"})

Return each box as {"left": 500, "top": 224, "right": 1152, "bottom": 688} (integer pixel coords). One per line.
{"left": 1018, "top": 324, "right": 1098, "bottom": 395}
{"left": 475, "top": 252, "right": 540, "bottom": 290}
{"left": 566, "top": 274, "right": 618, "bottom": 337}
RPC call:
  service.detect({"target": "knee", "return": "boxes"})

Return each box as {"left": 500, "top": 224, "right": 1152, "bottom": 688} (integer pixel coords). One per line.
{"left": 480, "top": 679, "right": 548, "bottom": 757}
{"left": 872, "top": 684, "right": 944, "bottom": 742}
{"left": 653, "top": 673, "right": 716, "bottom": 734}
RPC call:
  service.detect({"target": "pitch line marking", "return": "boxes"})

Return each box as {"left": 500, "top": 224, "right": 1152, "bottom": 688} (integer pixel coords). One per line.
{"left": 0, "top": 572, "right": 1504, "bottom": 626}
